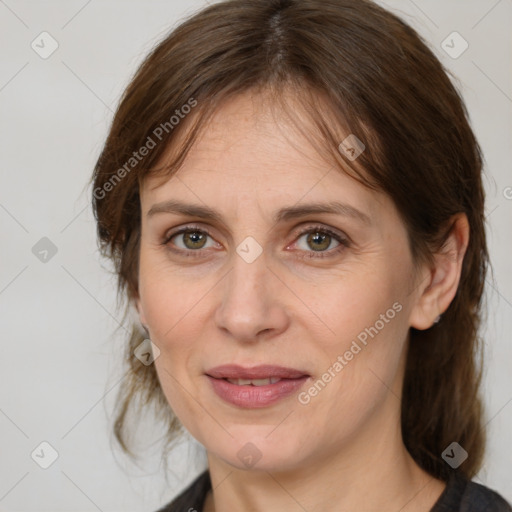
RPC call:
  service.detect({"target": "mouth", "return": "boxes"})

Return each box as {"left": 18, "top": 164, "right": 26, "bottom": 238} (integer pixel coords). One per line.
{"left": 205, "top": 364, "right": 310, "bottom": 408}
{"left": 223, "top": 377, "right": 283, "bottom": 386}
{"left": 206, "top": 364, "right": 309, "bottom": 380}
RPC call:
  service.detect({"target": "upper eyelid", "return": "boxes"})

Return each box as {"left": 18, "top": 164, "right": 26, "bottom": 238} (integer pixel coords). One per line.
{"left": 165, "top": 223, "right": 349, "bottom": 247}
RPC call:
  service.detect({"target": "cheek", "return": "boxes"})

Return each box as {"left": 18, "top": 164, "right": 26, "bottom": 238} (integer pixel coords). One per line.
{"left": 296, "top": 267, "right": 405, "bottom": 350}
{"left": 298, "top": 271, "right": 408, "bottom": 400}
{"left": 140, "top": 269, "right": 209, "bottom": 428}
{"left": 138, "top": 250, "right": 209, "bottom": 341}
{"left": 300, "top": 304, "right": 407, "bottom": 444}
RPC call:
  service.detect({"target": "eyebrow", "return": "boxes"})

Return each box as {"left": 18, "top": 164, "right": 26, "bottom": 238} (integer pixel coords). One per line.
{"left": 147, "top": 199, "right": 371, "bottom": 225}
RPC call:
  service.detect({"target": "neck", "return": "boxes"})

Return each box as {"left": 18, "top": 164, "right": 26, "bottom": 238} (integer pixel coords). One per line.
{"left": 203, "top": 393, "right": 446, "bottom": 512}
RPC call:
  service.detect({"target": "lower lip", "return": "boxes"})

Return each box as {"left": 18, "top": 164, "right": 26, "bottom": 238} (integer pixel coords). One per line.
{"left": 206, "top": 376, "right": 309, "bottom": 408}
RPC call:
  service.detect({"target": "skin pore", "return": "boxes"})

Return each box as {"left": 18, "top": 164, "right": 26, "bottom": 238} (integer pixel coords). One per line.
{"left": 136, "top": 90, "right": 469, "bottom": 512}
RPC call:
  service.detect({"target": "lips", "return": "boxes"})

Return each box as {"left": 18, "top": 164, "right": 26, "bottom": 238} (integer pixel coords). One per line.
{"left": 206, "top": 364, "right": 309, "bottom": 380}
{"left": 205, "top": 364, "right": 310, "bottom": 408}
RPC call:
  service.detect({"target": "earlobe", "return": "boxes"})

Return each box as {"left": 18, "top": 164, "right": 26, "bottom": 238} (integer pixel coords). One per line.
{"left": 409, "top": 213, "right": 469, "bottom": 330}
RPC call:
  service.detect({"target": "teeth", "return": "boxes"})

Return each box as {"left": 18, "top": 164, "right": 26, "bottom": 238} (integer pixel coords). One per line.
{"left": 226, "top": 377, "right": 281, "bottom": 386}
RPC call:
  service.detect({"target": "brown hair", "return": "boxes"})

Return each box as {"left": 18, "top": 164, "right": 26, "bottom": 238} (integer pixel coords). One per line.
{"left": 92, "top": 0, "right": 488, "bottom": 481}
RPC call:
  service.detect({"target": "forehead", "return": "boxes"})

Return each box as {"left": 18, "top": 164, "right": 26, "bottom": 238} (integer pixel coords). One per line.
{"left": 140, "top": 91, "right": 385, "bottom": 221}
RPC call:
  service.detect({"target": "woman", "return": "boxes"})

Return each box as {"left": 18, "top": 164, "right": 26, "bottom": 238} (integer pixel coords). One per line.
{"left": 91, "top": 0, "right": 512, "bottom": 510}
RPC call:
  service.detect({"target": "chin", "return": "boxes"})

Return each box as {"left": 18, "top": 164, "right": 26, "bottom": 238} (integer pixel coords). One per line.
{"left": 204, "top": 426, "right": 309, "bottom": 473}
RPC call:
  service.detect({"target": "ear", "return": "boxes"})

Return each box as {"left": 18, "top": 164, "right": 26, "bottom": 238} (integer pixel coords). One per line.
{"left": 134, "top": 296, "right": 148, "bottom": 329}
{"left": 409, "top": 213, "right": 469, "bottom": 330}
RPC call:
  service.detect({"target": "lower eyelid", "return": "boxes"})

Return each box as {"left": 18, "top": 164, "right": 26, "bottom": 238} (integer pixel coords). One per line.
{"left": 293, "top": 235, "right": 348, "bottom": 259}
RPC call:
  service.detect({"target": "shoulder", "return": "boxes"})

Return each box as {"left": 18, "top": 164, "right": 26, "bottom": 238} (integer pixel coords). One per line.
{"left": 155, "top": 470, "right": 211, "bottom": 512}
{"left": 460, "top": 479, "right": 512, "bottom": 512}
{"left": 432, "top": 471, "right": 512, "bottom": 512}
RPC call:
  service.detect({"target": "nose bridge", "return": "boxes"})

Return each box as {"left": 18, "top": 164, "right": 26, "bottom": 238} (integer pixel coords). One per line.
{"left": 214, "top": 245, "right": 288, "bottom": 341}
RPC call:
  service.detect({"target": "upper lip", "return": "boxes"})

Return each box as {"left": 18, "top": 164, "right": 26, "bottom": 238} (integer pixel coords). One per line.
{"left": 206, "top": 364, "right": 309, "bottom": 380}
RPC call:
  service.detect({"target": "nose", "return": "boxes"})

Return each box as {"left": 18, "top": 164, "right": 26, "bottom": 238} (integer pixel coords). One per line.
{"left": 214, "top": 249, "right": 290, "bottom": 343}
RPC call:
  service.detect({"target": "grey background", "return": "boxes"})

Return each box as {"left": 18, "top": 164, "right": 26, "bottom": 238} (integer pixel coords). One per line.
{"left": 0, "top": 0, "right": 511, "bottom": 510}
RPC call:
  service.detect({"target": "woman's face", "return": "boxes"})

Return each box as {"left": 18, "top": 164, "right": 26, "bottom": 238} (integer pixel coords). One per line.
{"left": 137, "top": 92, "right": 427, "bottom": 472}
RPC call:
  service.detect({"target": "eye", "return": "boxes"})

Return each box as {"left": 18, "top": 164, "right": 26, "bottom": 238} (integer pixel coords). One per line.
{"left": 163, "top": 224, "right": 350, "bottom": 259}
{"left": 164, "top": 226, "right": 217, "bottom": 256}
{"left": 293, "top": 225, "right": 349, "bottom": 259}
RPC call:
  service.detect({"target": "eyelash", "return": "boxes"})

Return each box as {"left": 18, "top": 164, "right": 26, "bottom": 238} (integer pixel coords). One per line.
{"left": 162, "top": 224, "right": 350, "bottom": 260}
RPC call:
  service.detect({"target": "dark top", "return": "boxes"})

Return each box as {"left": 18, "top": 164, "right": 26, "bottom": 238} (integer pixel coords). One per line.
{"left": 156, "top": 470, "right": 512, "bottom": 512}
